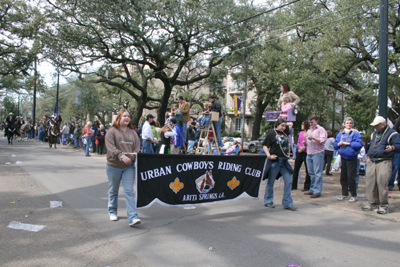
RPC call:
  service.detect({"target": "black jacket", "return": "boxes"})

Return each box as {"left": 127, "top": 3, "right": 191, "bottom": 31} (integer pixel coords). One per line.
{"left": 211, "top": 100, "right": 222, "bottom": 117}
{"left": 187, "top": 126, "right": 196, "bottom": 141}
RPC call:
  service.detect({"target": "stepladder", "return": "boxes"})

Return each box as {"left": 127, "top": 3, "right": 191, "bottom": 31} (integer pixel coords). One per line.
{"left": 194, "top": 123, "right": 220, "bottom": 155}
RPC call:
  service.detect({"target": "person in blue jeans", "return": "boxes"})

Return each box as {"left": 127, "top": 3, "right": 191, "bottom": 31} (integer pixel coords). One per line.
{"left": 262, "top": 118, "right": 296, "bottom": 211}
{"left": 390, "top": 115, "right": 400, "bottom": 190}
{"left": 389, "top": 152, "right": 400, "bottom": 190}
{"left": 209, "top": 96, "right": 223, "bottom": 147}
{"left": 142, "top": 114, "right": 156, "bottom": 153}
{"left": 105, "top": 109, "right": 141, "bottom": 227}
{"left": 198, "top": 103, "right": 212, "bottom": 129}
{"left": 38, "top": 124, "right": 45, "bottom": 142}
{"left": 304, "top": 114, "right": 328, "bottom": 198}
{"left": 83, "top": 121, "right": 93, "bottom": 157}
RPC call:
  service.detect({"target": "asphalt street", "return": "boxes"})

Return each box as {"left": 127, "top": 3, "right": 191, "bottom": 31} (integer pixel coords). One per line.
{"left": 1, "top": 136, "right": 400, "bottom": 267}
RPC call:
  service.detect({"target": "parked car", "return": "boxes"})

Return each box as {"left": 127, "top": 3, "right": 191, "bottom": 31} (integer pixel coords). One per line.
{"left": 247, "top": 135, "right": 266, "bottom": 153}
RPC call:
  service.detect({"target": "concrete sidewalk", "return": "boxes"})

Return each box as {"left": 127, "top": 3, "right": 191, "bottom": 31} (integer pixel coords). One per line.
{"left": 0, "top": 146, "right": 145, "bottom": 267}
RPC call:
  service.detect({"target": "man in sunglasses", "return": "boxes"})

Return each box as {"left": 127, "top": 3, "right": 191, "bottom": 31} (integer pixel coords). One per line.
{"left": 303, "top": 114, "right": 327, "bottom": 198}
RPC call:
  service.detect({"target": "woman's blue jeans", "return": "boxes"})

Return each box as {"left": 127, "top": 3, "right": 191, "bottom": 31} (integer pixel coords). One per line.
{"left": 106, "top": 164, "right": 139, "bottom": 222}
{"left": 74, "top": 138, "right": 79, "bottom": 148}
{"left": 85, "top": 136, "right": 91, "bottom": 156}
{"left": 264, "top": 161, "right": 294, "bottom": 208}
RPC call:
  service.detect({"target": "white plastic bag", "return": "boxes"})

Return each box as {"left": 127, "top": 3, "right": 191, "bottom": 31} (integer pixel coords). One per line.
{"left": 159, "top": 144, "right": 165, "bottom": 154}
{"left": 50, "top": 201, "right": 63, "bottom": 208}
{"left": 7, "top": 221, "right": 47, "bottom": 232}
{"left": 332, "top": 154, "right": 341, "bottom": 171}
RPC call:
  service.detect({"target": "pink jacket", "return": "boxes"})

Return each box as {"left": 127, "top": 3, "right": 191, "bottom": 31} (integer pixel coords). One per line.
{"left": 280, "top": 103, "right": 294, "bottom": 117}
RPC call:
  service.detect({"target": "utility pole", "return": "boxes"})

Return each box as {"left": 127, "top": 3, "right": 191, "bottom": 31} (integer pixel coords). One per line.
{"left": 56, "top": 70, "right": 60, "bottom": 115}
{"left": 33, "top": 57, "right": 37, "bottom": 125}
{"left": 17, "top": 94, "right": 20, "bottom": 117}
{"left": 378, "top": 0, "right": 388, "bottom": 118}
{"left": 241, "top": 50, "right": 248, "bottom": 145}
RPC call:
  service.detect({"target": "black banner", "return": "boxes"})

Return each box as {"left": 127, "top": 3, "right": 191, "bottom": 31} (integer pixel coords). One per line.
{"left": 136, "top": 154, "right": 266, "bottom": 208}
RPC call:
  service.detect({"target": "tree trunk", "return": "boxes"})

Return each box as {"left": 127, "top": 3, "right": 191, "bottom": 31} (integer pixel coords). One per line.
{"left": 132, "top": 92, "right": 148, "bottom": 127}
{"left": 157, "top": 82, "right": 174, "bottom": 125}
{"left": 251, "top": 98, "right": 268, "bottom": 140}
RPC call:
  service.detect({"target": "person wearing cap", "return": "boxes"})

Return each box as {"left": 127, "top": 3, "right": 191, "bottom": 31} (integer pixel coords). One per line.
{"left": 333, "top": 117, "right": 363, "bottom": 203}
{"left": 363, "top": 116, "right": 400, "bottom": 214}
{"left": 209, "top": 95, "right": 223, "bottom": 147}
{"left": 142, "top": 114, "right": 156, "bottom": 153}
{"left": 178, "top": 96, "right": 190, "bottom": 143}
{"left": 187, "top": 121, "right": 197, "bottom": 153}
{"left": 6, "top": 112, "right": 16, "bottom": 127}
{"left": 61, "top": 122, "right": 70, "bottom": 146}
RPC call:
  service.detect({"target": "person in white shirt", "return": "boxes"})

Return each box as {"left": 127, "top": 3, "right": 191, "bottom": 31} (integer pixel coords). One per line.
{"left": 220, "top": 137, "right": 233, "bottom": 151}
{"left": 142, "top": 114, "right": 156, "bottom": 153}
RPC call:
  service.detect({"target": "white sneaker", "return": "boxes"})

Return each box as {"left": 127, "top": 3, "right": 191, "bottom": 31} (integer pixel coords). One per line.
{"left": 349, "top": 196, "right": 358, "bottom": 203}
{"left": 109, "top": 214, "right": 118, "bottom": 221}
{"left": 129, "top": 219, "right": 141, "bottom": 226}
{"left": 337, "top": 195, "right": 347, "bottom": 201}
{"left": 377, "top": 207, "right": 388, "bottom": 214}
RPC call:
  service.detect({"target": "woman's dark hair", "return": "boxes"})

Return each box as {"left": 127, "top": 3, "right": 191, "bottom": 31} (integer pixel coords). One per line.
{"left": 274, "top": 118, "right": 287, "bottom": 128}
{"left": 302, "top": 120, "right": 310, "bottom": 131}
{"left": 281, "top": 83, "right": 290, "bottom": 92}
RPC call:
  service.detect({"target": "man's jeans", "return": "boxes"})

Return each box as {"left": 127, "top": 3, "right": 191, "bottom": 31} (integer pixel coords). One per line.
{"left": 106, "top": 164, "right": 139, "bottom": 222}
{"left": 264, "top": 161, "right": 294, "bottom": 208}
{"left": 38, "top": 132, "right": 44, "bottom": 142}
{"left": 187, "top": 140, "right": 196, "bottom": 153}
{"left": 182, "top": 122, "right": 187, "bottom": 142}
{"left": 213, "top": 117, "right": 223, "bottom": 147}
{"left": 143, "top": 140, "right": 154, "bottom": 153}
{"left": 389, "top": 153, "right": 400, "bottom": 188}
{"left": 355, "top": 159, "right": 361, "bottom": 191}
{"left": 74, "top": 138, "right": 79, "bottom": 148}
{"left": 62, "top": 133, "right": 68, "bottom": 145}
{"left": 306, "top": 152, "right": 324, "bottom": 195}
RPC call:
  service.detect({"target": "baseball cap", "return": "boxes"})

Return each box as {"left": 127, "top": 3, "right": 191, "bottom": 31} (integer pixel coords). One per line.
{"left": 370, "top": 116, "right": 386, "bottom": 126}
{"left": 146, "top": 114, "right": 155, "bottom": 119}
